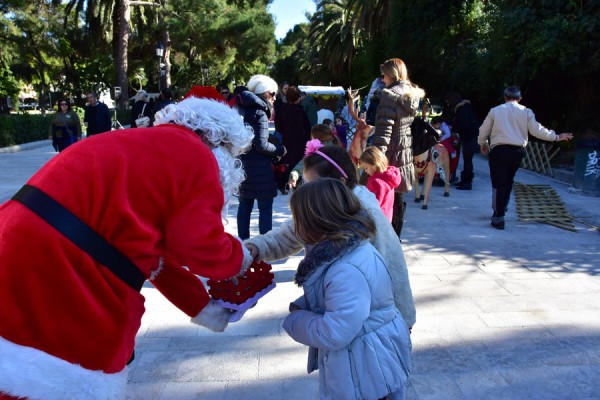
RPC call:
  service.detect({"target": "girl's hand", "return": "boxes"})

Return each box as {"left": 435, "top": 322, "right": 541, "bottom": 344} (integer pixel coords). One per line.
{"left": 245, "top": 243, "right": 258, "bottom": 259}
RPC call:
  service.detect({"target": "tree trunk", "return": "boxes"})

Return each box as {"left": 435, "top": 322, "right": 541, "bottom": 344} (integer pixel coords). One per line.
{"left": 114, "top": 0, "right": 130, "bottom": 109}
{"left": 163, "top": 30, "right": 172, "bottom": 89}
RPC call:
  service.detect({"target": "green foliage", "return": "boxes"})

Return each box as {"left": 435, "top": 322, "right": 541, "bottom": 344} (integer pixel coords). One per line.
{"left": 0, "top": 114, "right": 53, "bottom": 147}
{"left": 165, "top": 0, "right": 276, "bottom": 92}
{"left": 272, "top": 24, "right": 321, "bottom": 85}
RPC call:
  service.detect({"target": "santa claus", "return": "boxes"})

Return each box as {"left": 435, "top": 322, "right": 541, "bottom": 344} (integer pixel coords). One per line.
{"left": 0, "top": 96, "right": 254, "bottom": 399}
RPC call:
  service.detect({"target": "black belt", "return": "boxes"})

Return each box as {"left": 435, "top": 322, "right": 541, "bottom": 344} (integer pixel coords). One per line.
{"left": 12, "top": 185, "right": 145, "bottom": 291}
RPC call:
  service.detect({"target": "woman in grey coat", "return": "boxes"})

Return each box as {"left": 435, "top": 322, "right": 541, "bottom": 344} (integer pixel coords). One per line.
{"left": 372, "top": 58, "right": 425, "bottom": 238}
{"left": 283, "top": 179, "right": 412, "bottom": 400}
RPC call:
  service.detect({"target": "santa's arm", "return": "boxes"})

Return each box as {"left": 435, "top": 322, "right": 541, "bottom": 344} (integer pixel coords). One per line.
{"left": 149, "top": 258, "right": 232, "bottom": 332}
{"left": 165, "top": 157, "right": 253, "bottom": 282}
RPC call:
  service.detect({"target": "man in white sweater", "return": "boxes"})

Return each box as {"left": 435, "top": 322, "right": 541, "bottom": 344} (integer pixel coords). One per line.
{"left": 477, "top": 86, "right": 573, "bottom": 230}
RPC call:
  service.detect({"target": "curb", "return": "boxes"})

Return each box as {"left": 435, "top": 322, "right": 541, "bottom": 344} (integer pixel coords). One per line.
{"left": 0, "top": 140, "right": 51, "bottom": 154}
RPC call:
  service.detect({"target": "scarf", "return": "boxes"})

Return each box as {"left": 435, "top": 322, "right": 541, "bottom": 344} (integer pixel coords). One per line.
{"left": 294, "top": 217, "right": 370, "bottom": 286}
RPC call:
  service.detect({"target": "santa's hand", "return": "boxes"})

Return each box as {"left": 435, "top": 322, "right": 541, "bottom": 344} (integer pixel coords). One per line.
{"left": 191, "top": 299, "right": 232, "bottom": 332}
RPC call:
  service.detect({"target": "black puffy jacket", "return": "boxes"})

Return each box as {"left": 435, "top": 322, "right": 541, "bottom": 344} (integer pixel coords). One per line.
{"left": 236, "top": 91, "right": 285, "bottom": 199}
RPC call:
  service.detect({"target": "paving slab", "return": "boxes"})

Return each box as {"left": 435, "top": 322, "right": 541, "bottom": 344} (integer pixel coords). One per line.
{"left": 1, "top": 143, "right": 600, "bottom": 399}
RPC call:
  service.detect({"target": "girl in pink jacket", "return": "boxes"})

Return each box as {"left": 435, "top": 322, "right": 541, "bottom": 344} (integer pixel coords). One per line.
{"left": 359, "top": 146, "right": 402, "bottom": 222}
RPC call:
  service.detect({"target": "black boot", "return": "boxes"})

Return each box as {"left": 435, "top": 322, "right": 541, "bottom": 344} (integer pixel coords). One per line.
{"left": 391, "top": 193, "right": 406, "bottom": 239}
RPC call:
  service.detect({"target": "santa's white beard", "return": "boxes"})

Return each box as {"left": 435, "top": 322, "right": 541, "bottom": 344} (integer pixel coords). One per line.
{"left": 212, "top": 147, "right": 245, "bottom": 207}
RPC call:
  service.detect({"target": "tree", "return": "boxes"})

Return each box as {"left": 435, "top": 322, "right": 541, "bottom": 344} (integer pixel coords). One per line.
{"left": 308, "top": 0, "right": 358, "bottom": 80}
{"left": 164, "top": 0, "right": 276, "bottom": 91}
{"left": 0, "top": 0, "right": 63, "bottom": 113}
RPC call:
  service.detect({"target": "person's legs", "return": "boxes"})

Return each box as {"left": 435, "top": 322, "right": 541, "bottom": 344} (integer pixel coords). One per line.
{"left": 456, "top": 138, "right": 477, "bottom": 188}
{"left": 503, "top": 147, "right": 525, "bottom": 211}
{"left": 57, "top": 135, "right": 70, "bottom": 152}
{"left": 489, "top": 146, "right": 524, "bottom": 228}
{"left": 256, "top": 198, "right": 274, "bottom": 234}
{"left": 391, "top": 192, "right": 406, "bottom": 239}
{"left": 237, "top": 196, "right": 254, "bottom": 240}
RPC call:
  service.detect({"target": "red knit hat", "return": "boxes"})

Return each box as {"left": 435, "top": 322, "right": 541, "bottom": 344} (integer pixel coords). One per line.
{"left": 184, "top": 85, "right": 228, "bottom": 105}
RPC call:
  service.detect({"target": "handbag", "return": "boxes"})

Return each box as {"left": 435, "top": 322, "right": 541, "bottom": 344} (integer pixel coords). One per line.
{"left": 135, "top": 103, "right": 150, "bottom": 128}
{"left": 60, "top": 113, "right": 78, "bottom": 145}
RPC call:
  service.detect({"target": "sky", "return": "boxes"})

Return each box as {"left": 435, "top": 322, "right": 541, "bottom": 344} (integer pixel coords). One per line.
{"left": 268, "top": 0, "right": 317, "bottom": 40}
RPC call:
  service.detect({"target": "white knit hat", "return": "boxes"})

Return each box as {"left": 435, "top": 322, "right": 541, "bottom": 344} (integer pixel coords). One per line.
{"left": 246, "top": 75, "right": 278, "bottom": 95}
{"left": 133, "top": 90, "right": 149, "bottom": 102}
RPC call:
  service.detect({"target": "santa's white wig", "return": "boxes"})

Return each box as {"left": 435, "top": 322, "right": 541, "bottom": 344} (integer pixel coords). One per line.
{"left": 154, "top": 97, "right": 253, "bottom": 204}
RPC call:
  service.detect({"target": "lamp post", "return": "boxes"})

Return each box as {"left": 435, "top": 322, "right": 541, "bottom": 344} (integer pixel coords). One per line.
{"left": 156, "top": 42, "right": 165, "bottom": 92}
{"left": 201, "top": 65, "right": 209, "bottom": 86}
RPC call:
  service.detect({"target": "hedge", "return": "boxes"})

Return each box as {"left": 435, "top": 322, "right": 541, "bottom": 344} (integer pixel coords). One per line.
{"left": 0, "top": 106, "right": 104, "bottom": 147}
{"left": 0, "top": 113, "right": 53, "bottom": 147}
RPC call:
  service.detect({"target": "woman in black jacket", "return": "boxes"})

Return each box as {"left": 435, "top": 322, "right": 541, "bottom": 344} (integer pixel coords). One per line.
{"left": 236, "top": 75, "right": 286, "bottom": 240}
{"left": 445, "top": 91, "right": 480, "bottom": 190}
{"left": 274, "top": 85, "right": 311, "bottom": 194}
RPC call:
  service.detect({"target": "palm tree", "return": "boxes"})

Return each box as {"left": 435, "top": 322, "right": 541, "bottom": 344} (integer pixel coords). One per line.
{"left": 309, "top": 0, "right": 357, "bottom": 78}
{"left": 345, "top": 0, "right": 391, "bottom": 38}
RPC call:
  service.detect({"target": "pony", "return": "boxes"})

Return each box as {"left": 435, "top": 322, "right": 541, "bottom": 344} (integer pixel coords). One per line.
{"left": 411, "top": 116, "right": 451, "bottom": 210}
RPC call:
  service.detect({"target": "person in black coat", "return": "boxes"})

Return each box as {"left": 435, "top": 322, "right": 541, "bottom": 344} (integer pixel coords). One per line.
{"left": 236, "top": 75, "right": 286, "bottom": 240}
{"left": 445, "top": 91, "right": 480, "bottom": 190}
{"left": 274, "top": 85, "right": 311, "bottom": 194}
{"left": 83, "top": 92, "right": 112, "bottom": 135}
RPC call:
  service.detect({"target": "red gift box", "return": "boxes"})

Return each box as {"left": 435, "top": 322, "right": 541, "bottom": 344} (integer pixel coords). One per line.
{"left": 207, "top": 260, "right": 276, "bottom": 322}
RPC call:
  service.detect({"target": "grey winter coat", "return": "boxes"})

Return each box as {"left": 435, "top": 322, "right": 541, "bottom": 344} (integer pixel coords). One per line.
{"left": 372, "top": 81, "right": 424, "bottom": 193}
{"left": 283, "top": 240, "right": 412, "bottom": 400}
{"left": 245, "top": 185, "right": 416, "bottom": 327}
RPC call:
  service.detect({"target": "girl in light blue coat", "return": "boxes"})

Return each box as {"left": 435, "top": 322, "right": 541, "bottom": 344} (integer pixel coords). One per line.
{"left": 283, "top": 179, "right": 412, "bottom": 400}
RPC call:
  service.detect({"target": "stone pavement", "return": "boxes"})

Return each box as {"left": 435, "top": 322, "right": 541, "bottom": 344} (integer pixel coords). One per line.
{"left": 1, "top": 142, "right": 600, "bottom": 400}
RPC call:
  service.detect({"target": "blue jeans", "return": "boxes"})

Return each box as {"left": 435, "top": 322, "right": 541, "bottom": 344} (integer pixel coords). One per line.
{"left": 237, "top": 197, "right": 273, "bottom": 240}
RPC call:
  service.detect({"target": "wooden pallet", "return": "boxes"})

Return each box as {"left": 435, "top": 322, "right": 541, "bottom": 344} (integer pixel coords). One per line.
{"left": 514, "top": 183, "right": 576, "bottom": 231}
{"left": 521, "top": 140, "right": 560, "bottom": 177}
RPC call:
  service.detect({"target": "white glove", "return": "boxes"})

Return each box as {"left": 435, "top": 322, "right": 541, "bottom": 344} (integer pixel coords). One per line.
{"left": 191, "top": 299, "right": 232, "bottom": 332}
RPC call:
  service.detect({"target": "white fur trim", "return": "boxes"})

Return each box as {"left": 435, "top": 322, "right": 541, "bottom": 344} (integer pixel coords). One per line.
{"left": 149, "top": 257, "right": 165, "bottom": 281}
{"left": 153, "top": 97, "right": 253, "bottom": 156}
{"left": 0, "top": 336, "right": 127, "bottom": 400}
{"left": 190, "top": 300, "right": 230, "bottom": 332}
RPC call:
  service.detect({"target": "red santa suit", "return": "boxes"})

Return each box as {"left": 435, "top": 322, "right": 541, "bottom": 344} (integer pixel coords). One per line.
{"left": 0, "top": 121, "right": 252, "bottom": 399}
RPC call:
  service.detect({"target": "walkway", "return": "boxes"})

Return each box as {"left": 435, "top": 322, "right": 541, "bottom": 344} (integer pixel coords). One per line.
{"left": 1, "top": 142, "right": 599, "bottom": 399}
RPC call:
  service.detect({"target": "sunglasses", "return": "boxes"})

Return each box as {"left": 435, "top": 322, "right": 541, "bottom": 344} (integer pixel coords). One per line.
{"left": 60, "top": 103, "right": 68, "bottom": 106}
{"left": 221, "top": 91, "right": 229, "bottom": 95}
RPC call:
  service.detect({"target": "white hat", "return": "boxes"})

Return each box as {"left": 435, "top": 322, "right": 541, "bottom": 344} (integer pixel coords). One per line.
{"left": 134, "top": 90, "right": 149, "bottom": 102}
{"left": 246, "top": 75, "right": 278, "bottom": 95}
